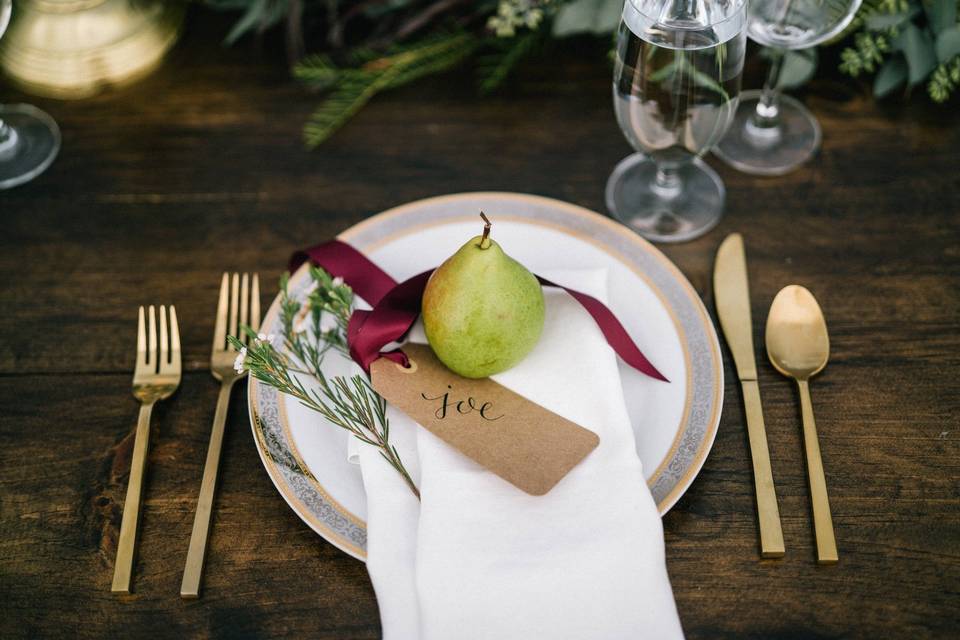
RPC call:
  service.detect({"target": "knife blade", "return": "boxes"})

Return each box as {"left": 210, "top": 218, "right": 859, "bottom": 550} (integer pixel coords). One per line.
{"left": 714, "top": 233, "right": 785, "bottom": 558}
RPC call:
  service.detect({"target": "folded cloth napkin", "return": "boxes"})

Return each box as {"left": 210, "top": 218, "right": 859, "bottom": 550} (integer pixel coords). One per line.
{"left": 355, "top": 268, "right": 684, "bottom": 640}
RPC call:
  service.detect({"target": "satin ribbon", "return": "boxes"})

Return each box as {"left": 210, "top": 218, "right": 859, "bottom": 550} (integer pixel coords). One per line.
{"left": 291, "top": 240, "right": 668, "bottom": 382}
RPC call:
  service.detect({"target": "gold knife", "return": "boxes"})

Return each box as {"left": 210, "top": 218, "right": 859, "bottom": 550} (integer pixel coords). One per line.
{"left": 714, "top": 233, "right": 785, "bottom": 558}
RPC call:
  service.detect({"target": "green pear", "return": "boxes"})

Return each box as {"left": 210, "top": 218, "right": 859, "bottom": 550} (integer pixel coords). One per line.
{"left": 422, "top": 214, "right": 545, "bottom": 378}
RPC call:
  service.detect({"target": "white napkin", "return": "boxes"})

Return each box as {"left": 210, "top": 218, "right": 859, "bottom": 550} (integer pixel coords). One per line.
{"left": 355, "top": 269, "right": 684, "bottom": 640}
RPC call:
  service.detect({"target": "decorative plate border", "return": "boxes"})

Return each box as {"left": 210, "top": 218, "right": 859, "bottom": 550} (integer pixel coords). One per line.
{"left": 248, "top": 192, "right": 723, "bottom": 561}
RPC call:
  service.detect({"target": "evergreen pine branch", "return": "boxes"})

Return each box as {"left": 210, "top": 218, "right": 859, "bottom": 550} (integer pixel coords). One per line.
{"left": 301, "top": 31, "right": 479, "bottom": 147}
{"left": 293, "top": 54, "right": 342, "bottom": 90}
{"left": 383, "top": 33, "right": 480, "bottom": 89}
{"left": 303, "top": 68, "right": 398, "bottom": 147}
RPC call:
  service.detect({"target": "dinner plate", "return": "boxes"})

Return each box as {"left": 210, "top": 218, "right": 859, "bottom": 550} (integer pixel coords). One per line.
{"left": 248, "top": 192, "right": 723, "bottom": 561}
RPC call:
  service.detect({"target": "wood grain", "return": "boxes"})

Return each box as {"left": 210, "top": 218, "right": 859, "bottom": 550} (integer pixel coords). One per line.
{"left": 1, "top": 7, "right": 958, "bottom": 639}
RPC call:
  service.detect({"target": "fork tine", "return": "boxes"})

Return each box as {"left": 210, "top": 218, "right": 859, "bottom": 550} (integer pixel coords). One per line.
{"left": 239, "top": 273, "right": 250, "bottom": 347}
{"left": 148, "top": 305, "right": 157, "bottom": 371}
{"left": 229, "top": 273, "right": 240, "bottom": 344}
{"left": 213, "top": 273, "right": 229, "bottom": 352}
{"left": 159, "top": 305, "right": 169, "bottom": 368}
{"left": 137, "top": 306, "right": 147, "bottom": 369}
{"left": 168, "top": 306, "right": 182, "bottom": 374}
{"left": 250, "top": 273, "right": 261, "bottom": 336}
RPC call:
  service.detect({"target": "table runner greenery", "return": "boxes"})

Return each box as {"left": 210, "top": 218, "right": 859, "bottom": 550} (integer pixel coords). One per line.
{"left": 206, "top": 0, "right": 959, "bottom": 147}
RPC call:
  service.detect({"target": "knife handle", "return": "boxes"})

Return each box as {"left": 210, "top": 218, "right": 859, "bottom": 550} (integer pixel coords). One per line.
{"left": 741, "top": 380, "right": 785, "bottom": 558}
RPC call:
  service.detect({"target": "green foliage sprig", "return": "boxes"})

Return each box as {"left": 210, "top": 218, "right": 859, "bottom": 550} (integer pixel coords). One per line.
{"left": 295, "top": 31, "right": 480, "bottom": 147}
{"left": 839, "top": 0, "right": 960, "bottom": 101}
{"left": 207, "top": 0, "right": 958, "bottom": 147}
{"left": 233, "top": 269, "right": 420, "bottom": 499}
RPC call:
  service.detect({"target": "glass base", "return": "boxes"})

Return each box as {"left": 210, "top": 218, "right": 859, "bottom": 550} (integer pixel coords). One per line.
{"left": 0, "top": 104, "right": 61, "bottom": 190}
{"left": 605, "top": 153, "right": 726, "bottom": 243}
{"left": 713, "top": 90, "right": 821, "bottom": 176}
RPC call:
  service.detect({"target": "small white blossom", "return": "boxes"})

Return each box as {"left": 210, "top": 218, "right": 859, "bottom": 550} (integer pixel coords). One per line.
{"left": 332, "top": 276, "right": 345, "bottom": 287}
{"left": 233, "top": 347, "right": 247, "bottom": 373}
{"left": 255, "top": 332, "right": 282, "bottom": 348}
{"left": 488, "top": 0, "right": 550, "bottom": 37}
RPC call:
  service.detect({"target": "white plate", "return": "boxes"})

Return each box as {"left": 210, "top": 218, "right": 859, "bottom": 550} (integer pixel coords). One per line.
{"left": 248, "top": 192, "right": 723, "bottom": 561}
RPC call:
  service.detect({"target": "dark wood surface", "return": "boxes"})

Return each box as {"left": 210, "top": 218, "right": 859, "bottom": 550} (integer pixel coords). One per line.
{"left": 2, "top": 8, "right": 958, "bottom": 640}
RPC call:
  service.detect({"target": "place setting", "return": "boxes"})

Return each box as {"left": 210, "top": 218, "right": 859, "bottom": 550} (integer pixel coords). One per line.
{"left": 85, "top": 0, "right": 864, "bottom": 635}
{"left": 108, "top": 199, "right": 841, "bottom": 637}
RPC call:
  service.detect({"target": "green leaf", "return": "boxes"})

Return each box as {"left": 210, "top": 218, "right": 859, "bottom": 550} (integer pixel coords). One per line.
{"left": 899, "top": 23, "right": 938, "bottom": 84}
{"left": 873, "top": 55, "right": 908, "bottom": 97}
{"left": 777, "top": 49, "right": 818, "bottom": 89}
{"left": 929, "top": 0, "right": 958, "bottom": 35}
{"left": 865, "top": 6, "right": 920, "bottom": 31}
{"left": 935, "top": 27, "right": 960, "bottom": 63}
{"left": 224, "top": 0, "right": 268, "bottom": 45}
{"left": 552, "top": 0, "right": 622, "bottom": 37}
{"left": 223, "top": 0, "right": 290, "bottom": 45}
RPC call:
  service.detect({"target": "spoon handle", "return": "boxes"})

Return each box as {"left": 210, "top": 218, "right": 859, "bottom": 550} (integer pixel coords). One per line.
{"left": 797, "top": 379, "right": 838, "bottom": 564}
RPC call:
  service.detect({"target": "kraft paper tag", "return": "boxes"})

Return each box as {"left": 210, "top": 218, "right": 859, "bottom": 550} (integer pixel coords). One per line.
{"left": 370, "top": 344, "right": 600, "bottom": 496}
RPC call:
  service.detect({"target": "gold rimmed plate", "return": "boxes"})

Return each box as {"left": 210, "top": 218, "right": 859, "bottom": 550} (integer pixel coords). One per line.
{"left": 248, "top": 192, "right": 724, "bottom": 560}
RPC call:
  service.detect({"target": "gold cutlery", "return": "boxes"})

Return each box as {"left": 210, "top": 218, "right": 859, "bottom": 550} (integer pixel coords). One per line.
{"left": 113, "top": 305, "right": 182, "bottom": 593}
{"left": 181, "top": 273, "right": 260, "bottom": 598}
{"left": 766, "top": 285, "right": 838, "bottom": 564}
{"left": 714, "top": 234, "right": 785, "bottom": 558}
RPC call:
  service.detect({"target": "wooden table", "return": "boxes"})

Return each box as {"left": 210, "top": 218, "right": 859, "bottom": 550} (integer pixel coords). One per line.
{"left": 2, "top": 8, "right": 958, "bottom": 639}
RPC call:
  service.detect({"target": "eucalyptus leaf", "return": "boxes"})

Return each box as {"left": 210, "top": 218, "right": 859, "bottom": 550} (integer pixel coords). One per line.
{"left": 935, "top": 27, "right": 960, "bottom": 63}
{"left": 224, "top": 0, "right": 269, "bottom": 45}
{"left": 929, "top": 0, "right": 958, "bottom": 35}
{"left": 865, "top": 6, "right": 920, "bottom": 31}
{"left": 873, "top": 56, "right": 908, "bottom": 97}
{"left": 552, "top": 0, "right": 622, "bottom": 37}
{"left": 777, "top": 49, "right": 818, "bottom": 89}
{"left": 899, "top": 23, "right": 938, "bottom": 84}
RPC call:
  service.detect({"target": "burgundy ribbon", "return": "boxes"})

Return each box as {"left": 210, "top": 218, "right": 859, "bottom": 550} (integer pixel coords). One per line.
{"left": 291, "top": 240, "right": 668, "bottom": 382}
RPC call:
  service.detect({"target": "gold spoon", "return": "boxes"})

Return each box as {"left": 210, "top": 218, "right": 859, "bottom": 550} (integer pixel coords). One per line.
{"left": 765, "top": 285, "right": 838, "bottom": 565}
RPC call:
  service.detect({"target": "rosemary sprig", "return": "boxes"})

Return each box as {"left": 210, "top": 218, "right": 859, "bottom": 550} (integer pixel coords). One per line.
{"left": 233, "top": 269, "right": 420, "bottom": 499}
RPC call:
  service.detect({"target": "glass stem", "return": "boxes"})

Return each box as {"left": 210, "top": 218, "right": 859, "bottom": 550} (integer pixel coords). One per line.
{"left": 651, "top": 164, "right": 682, "bottom": 199}
{"left": 752, "top": 50, "right": 784, "bottom": 130}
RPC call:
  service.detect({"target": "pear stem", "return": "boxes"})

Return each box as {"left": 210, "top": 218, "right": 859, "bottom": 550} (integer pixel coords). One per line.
{"left": 479, "top": 211, "right": 492, "bottom": 248}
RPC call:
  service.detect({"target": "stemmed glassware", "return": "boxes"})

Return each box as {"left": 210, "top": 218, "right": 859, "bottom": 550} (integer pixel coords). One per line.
{"left": 0, "top": 0, "right": 61, "bottom": 190}
{"left": 606, "top": 0, "right": 747, "bottom": 243}
{"left": 713, "top": 0, "right": 863, "bottom": 175}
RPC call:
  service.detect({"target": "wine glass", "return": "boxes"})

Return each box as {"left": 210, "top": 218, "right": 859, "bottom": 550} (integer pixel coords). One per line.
{"left": 606, "top": 0, "right": 747, "bottom": 243}
{"left": 713, "top": 0, "right": 862, "bottom": 175}
{"left": 0, "top": 0, "right": 61, "bottom": 190}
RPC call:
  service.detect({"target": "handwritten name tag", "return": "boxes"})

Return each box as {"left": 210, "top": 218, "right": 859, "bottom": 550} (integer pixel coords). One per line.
{"left": 370, "top": 344, "right": 600, "bottom": 495}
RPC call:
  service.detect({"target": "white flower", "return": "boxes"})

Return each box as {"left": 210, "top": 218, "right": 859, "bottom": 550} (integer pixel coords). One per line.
{"left": 255, "top": 332, "right": 282, "bottom": 348}
{"left": 233, "top": 347, "right": 247, "bottom": 373}
{"left": 332, "top": 276, "right": 345, "bottom": 287}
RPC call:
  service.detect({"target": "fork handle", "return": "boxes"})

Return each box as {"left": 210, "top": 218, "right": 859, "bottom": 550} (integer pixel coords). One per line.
{"left": 112, "top": 402, "right": 154, "bottom": 593}
{"left": 181, "top": 380, "right": 235, "bottom": 598}
{"left": 798, "top": 379, "right": 838, "bottom": 564}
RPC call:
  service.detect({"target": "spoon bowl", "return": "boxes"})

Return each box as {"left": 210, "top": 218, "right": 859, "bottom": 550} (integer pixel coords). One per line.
{"left": 766, "top": 285, "right": 830, "bottom": 381}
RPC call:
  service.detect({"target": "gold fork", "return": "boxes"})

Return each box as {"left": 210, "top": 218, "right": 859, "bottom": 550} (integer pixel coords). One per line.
{"left": 112, "top": 305, "right": 182, "bottom": 594}
{"left": 181, "top": 273, "right": 259, "bottom": 598}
